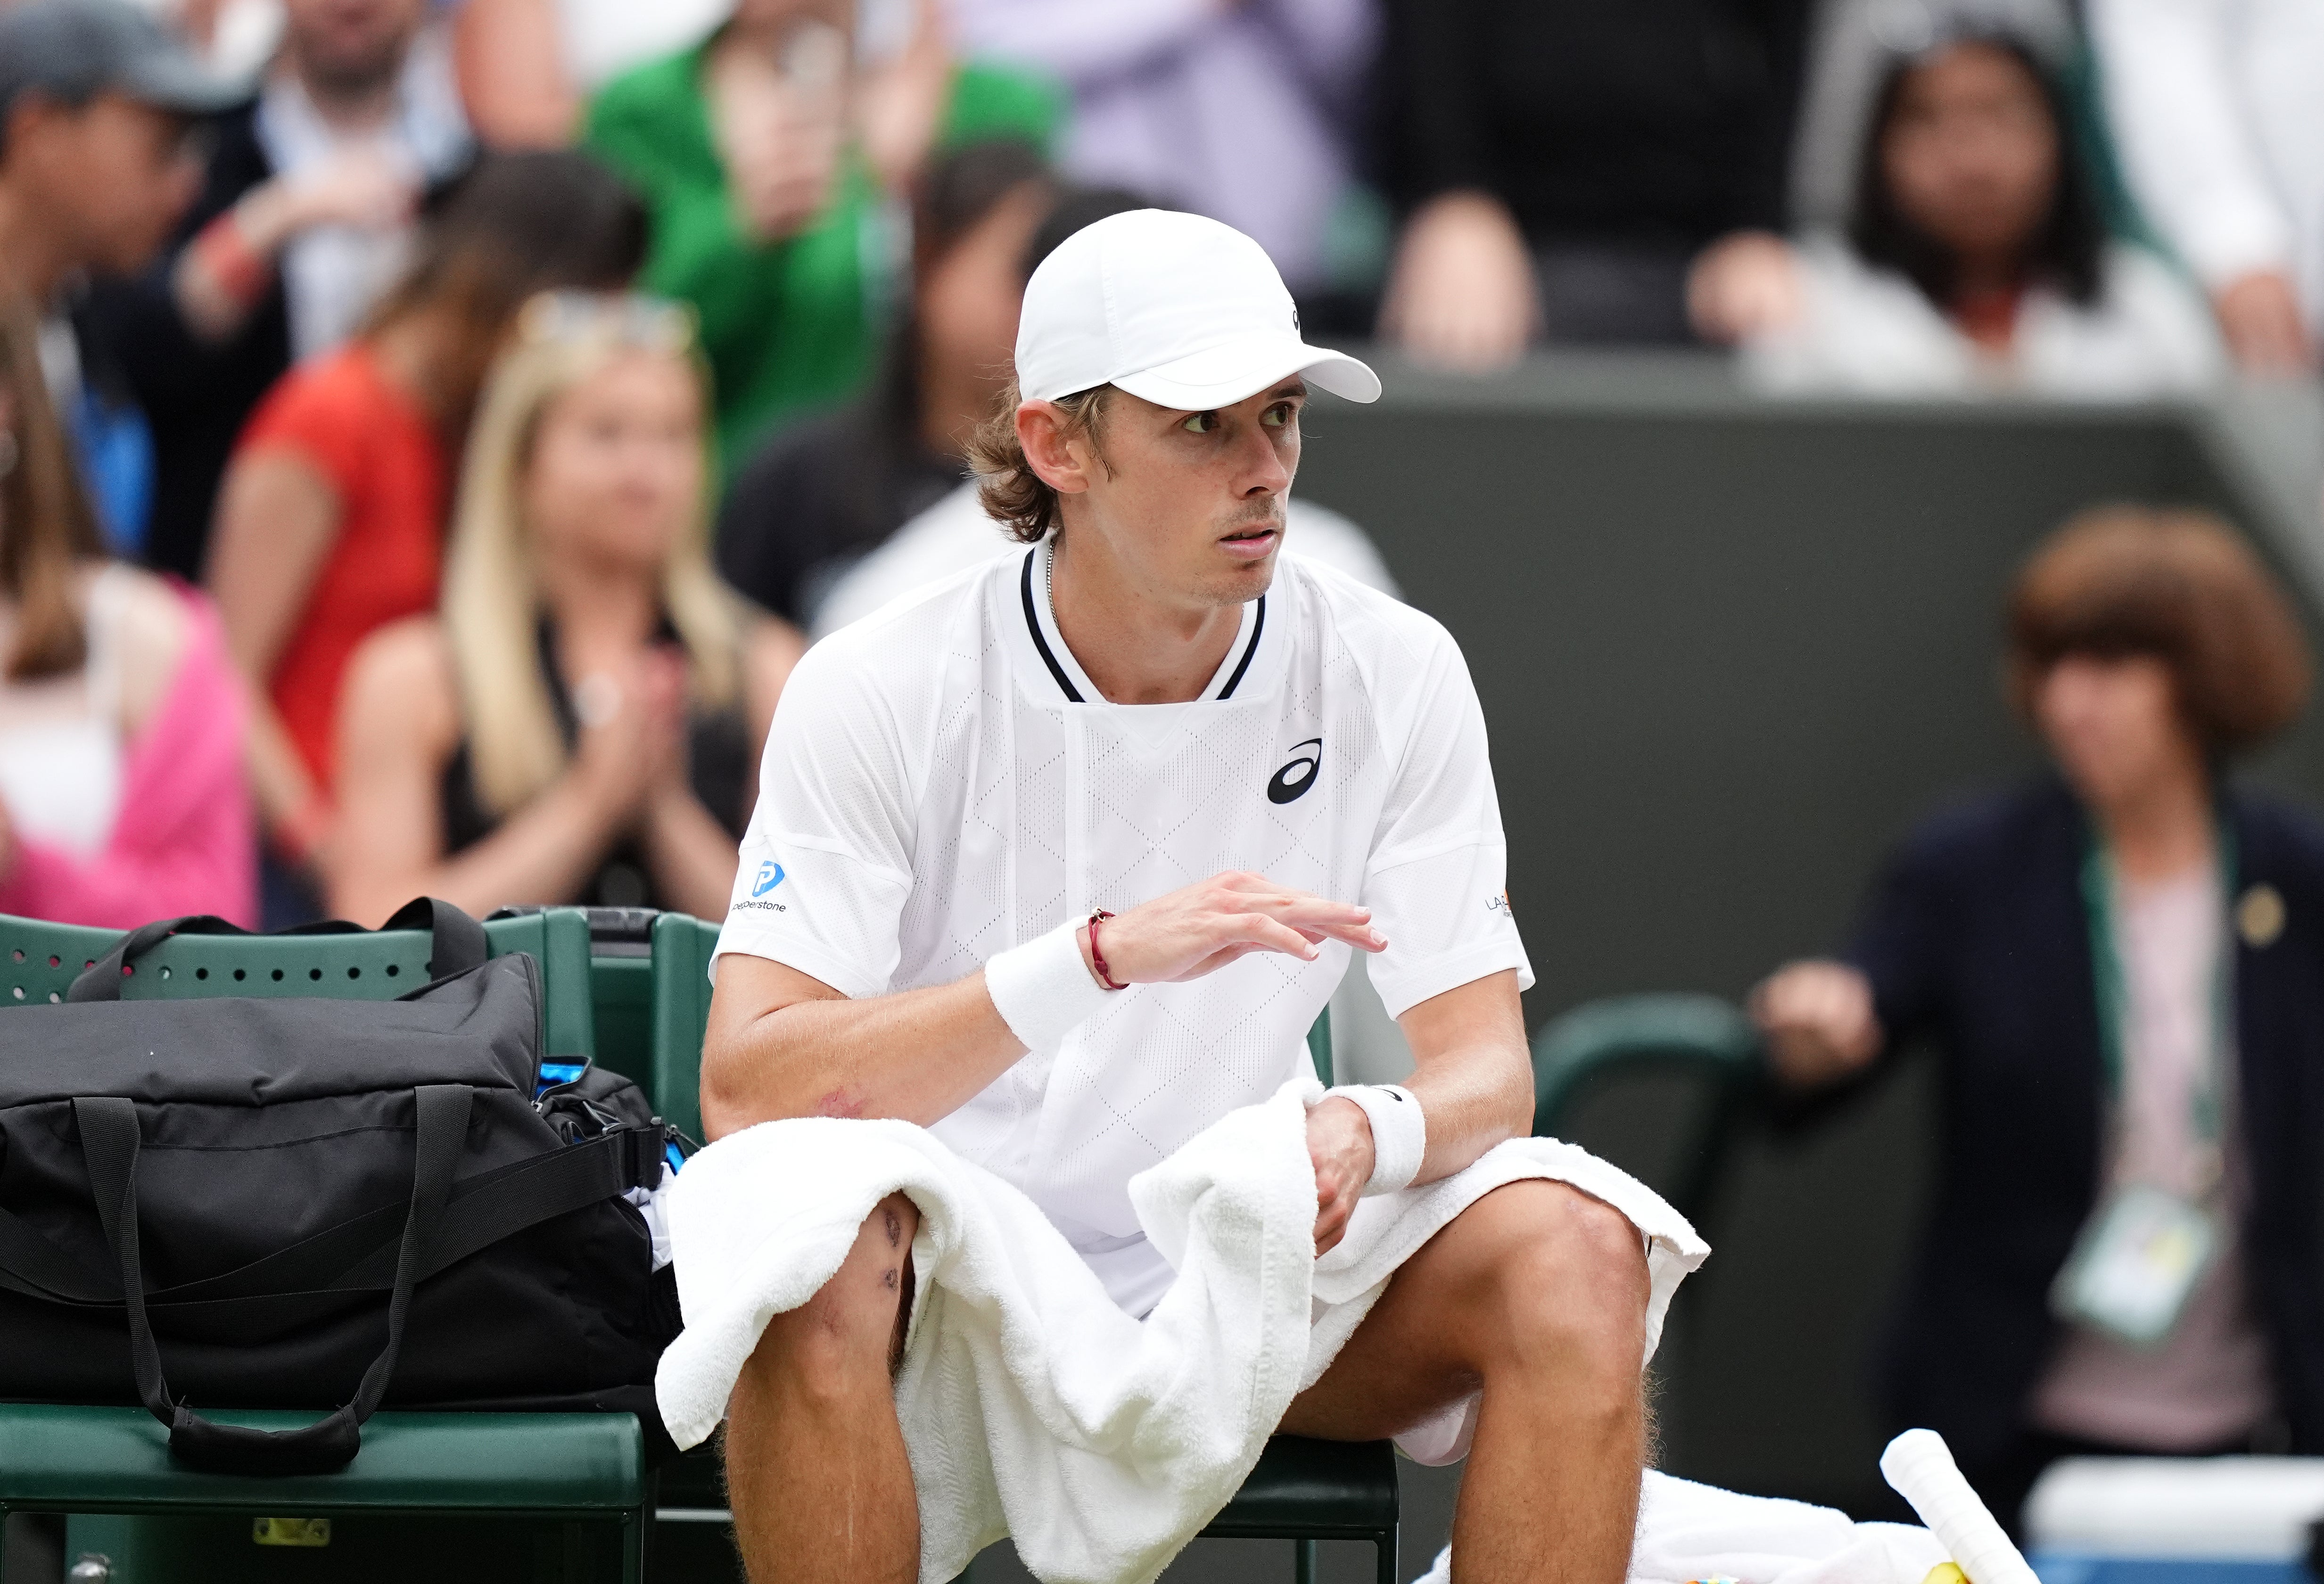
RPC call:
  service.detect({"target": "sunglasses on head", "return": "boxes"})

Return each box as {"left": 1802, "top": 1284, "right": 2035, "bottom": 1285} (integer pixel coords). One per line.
{"left": 516, "top": 291, "right": 697, "bottom": 354}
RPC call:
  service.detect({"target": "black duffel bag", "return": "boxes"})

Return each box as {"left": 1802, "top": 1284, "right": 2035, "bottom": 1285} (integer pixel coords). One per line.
{"left": 0, "top": 901, "right": 681, "bottom": 1476}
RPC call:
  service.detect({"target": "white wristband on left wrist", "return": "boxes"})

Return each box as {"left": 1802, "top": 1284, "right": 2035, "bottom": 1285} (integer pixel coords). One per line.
{"left": 1325, "top": 1083, "right": 1426, "bottom": 1196}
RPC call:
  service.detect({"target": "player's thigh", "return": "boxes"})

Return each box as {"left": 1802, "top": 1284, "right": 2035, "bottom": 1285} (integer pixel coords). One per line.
{"left": 1277, "top": 1180, "right": 1645, "bottom": 1441}
{"left": 744, "top": 1190, "right": 921, "bottom": 1395}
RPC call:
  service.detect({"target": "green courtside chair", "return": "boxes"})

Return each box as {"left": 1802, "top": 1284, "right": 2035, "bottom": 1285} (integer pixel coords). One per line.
{"left": 1531, "top": 991, "right": 1766, "bottom": 1227}
{"left": 642, "top": 915, "right": 1398, "bottom": 1584}
{"left": 0, "top": 908, "right": 651, "bottom": 1584}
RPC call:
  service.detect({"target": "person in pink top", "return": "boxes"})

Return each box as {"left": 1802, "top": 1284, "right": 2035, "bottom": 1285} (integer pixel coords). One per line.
{"left": 0, "top": 288, "right": 254, "bottom": 929}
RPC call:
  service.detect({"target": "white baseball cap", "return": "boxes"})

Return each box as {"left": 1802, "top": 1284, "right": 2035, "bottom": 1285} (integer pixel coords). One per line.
{"left": 1014, "top": 209, "right": 1381, "bottom": 411}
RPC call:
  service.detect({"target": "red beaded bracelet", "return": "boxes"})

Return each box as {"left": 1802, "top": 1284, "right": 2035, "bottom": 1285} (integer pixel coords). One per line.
{"left": 1087, "top": 909, "right": 1127, "bottom": 991}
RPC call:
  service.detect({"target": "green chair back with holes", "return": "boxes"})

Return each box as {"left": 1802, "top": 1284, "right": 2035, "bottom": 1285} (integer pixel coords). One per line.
{"left": 0, "top": 907, "right": 644, "bottom": 1583}
{"left": 0, "top": 908, "right": 597, "bottom": 1058}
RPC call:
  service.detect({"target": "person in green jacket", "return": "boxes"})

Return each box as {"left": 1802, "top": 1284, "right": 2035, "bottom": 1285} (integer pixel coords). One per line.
{"left": 585, "top": 0, "right": 1059, "bottom": 484}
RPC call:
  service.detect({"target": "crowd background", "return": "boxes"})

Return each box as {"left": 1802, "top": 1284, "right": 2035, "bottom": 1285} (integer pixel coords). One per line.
{"left": 1, "top": 0, "right": 2323, "bottom": 1573}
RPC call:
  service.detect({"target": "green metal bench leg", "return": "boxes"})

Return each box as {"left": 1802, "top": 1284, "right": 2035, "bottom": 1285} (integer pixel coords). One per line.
{"left": 1377, "top": 1523, "right": 1400, "bottom": 1584}
{"left": 1296, "top": 1537, "right": 1318, "bottom": 1582}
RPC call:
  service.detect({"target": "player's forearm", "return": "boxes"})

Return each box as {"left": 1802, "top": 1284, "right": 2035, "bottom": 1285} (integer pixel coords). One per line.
{"left": 699, "top": 972, "right": 1026, "bottom": 1138}
{"left": 1402, "top": 1044, "right": 1533, "bottom": 1184}
{"left": 1395, "top": 969, "right": 1534, "bottom": 1183}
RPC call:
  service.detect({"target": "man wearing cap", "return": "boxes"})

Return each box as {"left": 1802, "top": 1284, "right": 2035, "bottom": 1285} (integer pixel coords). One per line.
{"left": 0, "top": 0, "right": 240, "bottom": 544}
{"left": 701, "top": 209, "right": 1653, "bottom": 1583}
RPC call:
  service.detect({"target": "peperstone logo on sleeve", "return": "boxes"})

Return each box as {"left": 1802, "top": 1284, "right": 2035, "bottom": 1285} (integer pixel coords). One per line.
{"left": 734, "top": 859, "right": 789, "bottom": 913}
{"left": 1267, "top": 738, "right": 1323, "bottom": 805}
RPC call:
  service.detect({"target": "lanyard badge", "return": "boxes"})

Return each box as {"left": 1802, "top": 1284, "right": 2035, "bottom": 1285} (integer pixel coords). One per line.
{"left": 2048, "top": 825, "right": 2234, "bottom": 1349}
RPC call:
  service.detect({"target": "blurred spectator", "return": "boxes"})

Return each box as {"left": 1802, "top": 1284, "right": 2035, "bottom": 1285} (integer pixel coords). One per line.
{"left": 1788, "top": 0, "right": 2074, "bottom": 234}
{"left": 1722, "top": 33, "right": 2218, "bottom": 396}
{"left": 1373, "top": 0, "right": 1813, "bottom": 368}
{"left": 584, "top": 0, "right": 1059, "bottom": 478}
{"left": 84, "top": 0, "right": 473, "bottom": 582}
{"left": 0, "top": 286, "right": 254, "bottom": 927}
{"left": 2089, "top": 0, "right": 2323, "bottom": 377}
{"left": 715, "top": 137, "right": 1053, "bottom": 625}
{"left": 1753, "top": 508, "right": 2323, "bottom": 1526}
{"left": 945, "top": 0, "right": 1377, "bottom": 312}
{"left": 329, "top": 293, "right": 796, "bottom": 925}
{"left": 0, "top": 0, "right": 237, "bottom": 553}
{"left": 452, "top": 0, "right": 728, "bottom": 147}
{"left": 206, "top": 150, "right": 645, "bottom": 924}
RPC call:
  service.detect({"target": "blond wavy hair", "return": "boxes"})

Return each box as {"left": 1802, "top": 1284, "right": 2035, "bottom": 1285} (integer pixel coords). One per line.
{"left": 442, "top": 296, "right": 742, "bottom": 818}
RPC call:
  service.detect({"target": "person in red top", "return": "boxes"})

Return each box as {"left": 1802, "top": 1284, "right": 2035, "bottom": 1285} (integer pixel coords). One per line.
{"left": 207, "top": 150, "right": 646, "bottom": 923}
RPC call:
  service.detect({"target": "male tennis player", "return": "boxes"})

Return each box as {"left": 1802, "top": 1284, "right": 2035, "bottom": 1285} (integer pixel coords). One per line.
{"left": 700, "top": 209, "right": 1653, "bottom": 1584}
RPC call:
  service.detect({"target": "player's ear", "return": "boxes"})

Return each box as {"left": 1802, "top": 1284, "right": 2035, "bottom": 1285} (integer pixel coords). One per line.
{"left": 1016, "top": 400, "right": 1093, "bottom": 496}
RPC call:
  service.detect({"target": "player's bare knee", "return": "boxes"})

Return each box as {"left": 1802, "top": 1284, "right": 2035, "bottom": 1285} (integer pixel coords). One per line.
{"left": 1477, "top": 1188, "right": 1648, "bottom": 1384}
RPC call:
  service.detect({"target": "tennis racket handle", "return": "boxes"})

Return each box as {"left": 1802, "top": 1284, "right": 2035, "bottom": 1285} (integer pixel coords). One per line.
{"left": 1879, "top": 1429, "right": 2040, "bottom": 1584}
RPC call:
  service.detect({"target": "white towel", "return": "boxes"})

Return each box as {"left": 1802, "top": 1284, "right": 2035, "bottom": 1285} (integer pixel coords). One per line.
{"left": 1411, "top": 1471, "right": 1951, "bottom": 1584}
{"left": 656, "top": 1076, "right": 1709, "bottom": 1584}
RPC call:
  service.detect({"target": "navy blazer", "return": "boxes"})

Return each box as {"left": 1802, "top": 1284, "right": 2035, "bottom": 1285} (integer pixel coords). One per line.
{"left": 1842, "top": 776, "right": 2324, "bottom": 1469}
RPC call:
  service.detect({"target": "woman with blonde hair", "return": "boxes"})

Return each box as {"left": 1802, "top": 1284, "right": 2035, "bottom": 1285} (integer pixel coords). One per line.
{"left": 329, "top": 291, "right": 799, "bottom": 926}
{"left": 1754, "top": 506, "right": 2324, "bottom": 1527}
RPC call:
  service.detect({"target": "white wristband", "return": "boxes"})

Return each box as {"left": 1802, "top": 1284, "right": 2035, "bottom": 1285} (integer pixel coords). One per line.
{"left": 1326, "top": 1083, "right": 1426, "bottom": 1196}
{"left": 985, "top": 920, "right": 1113, "bottom": 1055}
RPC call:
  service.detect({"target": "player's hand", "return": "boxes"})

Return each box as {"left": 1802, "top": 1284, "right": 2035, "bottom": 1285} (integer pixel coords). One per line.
{"left": 1749, "top": 959, "right": 1881, "bottom": 1088}
{"left": 1306, "top": 1095, "right": 1373, "bottom": 1255}
{"left": 1083, "top": 871, "right": 1385, "bottom": 986}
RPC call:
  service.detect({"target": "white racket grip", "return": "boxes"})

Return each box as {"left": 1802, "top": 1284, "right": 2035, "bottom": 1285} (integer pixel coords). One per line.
{"left": 1880, "top": 1429, "right": 2039, "bottom": 1584}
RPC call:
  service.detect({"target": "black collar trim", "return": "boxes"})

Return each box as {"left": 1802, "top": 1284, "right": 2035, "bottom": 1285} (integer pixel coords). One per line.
{"left": 1216, "top": 595, "right": 1266, "bottom": 700}
{"left": 1022, "top": 548, "right": 1083, "bottom": 703}
{"left": 1021, "top": 545, "right": 1269, "bottom": 704}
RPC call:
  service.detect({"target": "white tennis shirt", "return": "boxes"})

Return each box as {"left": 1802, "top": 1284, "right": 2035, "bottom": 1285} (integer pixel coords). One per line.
{"left": 716, "top": 543, "right": 1533, "bottom": 1312}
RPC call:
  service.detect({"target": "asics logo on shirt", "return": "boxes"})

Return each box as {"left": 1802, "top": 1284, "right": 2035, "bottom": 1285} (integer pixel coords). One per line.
{"left": 1268, "top": 738, "right": 1323, "bottom": 805}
